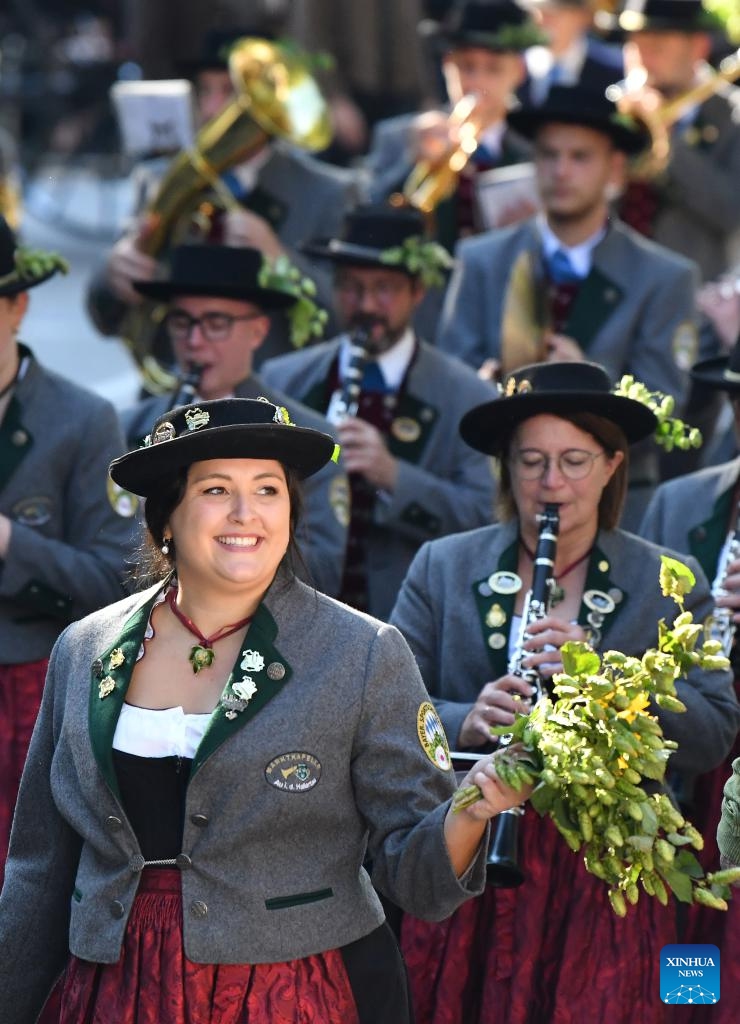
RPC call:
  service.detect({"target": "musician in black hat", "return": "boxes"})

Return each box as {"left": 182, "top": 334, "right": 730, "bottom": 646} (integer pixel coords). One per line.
{"left": 0, "top": 215, "right": 131, "bottom": 886}
{"left": 121, "top": 244, "right": 349, "bottom": 599}
{"left": 438, "top": 80, "right": 701, "bottom": 528}
{"left": 390, "top": 359, "right": 739, "bottom": 1024}
{"left": 607, "top": 0, "right": 740, "bottom": 284}
{"left": 260, "top": 203, "right": 497, "bottom": 620}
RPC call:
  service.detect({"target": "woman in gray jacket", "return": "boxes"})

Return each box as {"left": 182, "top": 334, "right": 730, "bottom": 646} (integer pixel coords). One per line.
{"left": 0, "top": 396, "right": 524, "bottom": 1024}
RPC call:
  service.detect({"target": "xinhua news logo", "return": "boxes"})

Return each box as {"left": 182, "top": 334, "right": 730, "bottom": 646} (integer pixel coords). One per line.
{"left": 660, "top": 944, "right": 720, "bottom": 1005}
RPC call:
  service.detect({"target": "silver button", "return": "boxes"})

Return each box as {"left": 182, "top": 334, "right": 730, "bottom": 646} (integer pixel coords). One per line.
{"left": 110, "top": 900, "right": 125, "bottom": 919}
{"left": 190, "top": 900, "right": 208, "bottom": 919}
{"left": 190, "top": 813, "right": 209, "bottom": 828}
{"left": 106, "top": 816, "right": 123, "bottom": 832}
{"left": 176, "top": 853, "right": 192, "bottom": 870}
{"left": 267, "top": 662, "right": 286, "bottom": 681}
{"left": 129, "top": 854, "right": 145, "bottom": 873}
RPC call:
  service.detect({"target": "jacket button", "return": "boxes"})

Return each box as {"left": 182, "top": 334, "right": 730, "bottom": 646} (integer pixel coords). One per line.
{"left": 129, "top": 855, "right": 145, "bottom": 873}
{"left": 190, "top": 900, "right": 208, "bottom": 919}
{"left": 176, "top": 853, "right": 192, "bottom": 870}
{"left": 106, "top": 816, "right": 123, "bottom": 832}
{"left": 190, "top": 814, "right": 209, "bottom": 828}
{"left": 110, "top": 900, "right": 125, "bottom": 919}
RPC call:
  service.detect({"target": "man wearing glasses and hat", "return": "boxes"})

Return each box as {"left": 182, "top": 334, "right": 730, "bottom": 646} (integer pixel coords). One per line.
{"left": 260, "top": 204, "right": 497, "bottom": 621}
{"left": 122, "top": 243, "right": 348, "bottom": 599}
{"left": 438, "top": 81, "right": 700, "bottom": 528}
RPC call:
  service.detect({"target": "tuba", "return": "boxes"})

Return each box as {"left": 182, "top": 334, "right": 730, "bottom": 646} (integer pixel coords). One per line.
{"left": 486, "top": 503, "right": 560, "bottom": 886}
{"left": 607, "top": 49, "right": 740, "bottom": 180}
{"left": 122, "top": 37, "right": 332, "bottom": 394}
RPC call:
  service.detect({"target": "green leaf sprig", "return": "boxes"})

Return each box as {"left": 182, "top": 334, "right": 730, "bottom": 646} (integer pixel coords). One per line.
{"left": 258, "top": 254, "right": 328, "bottom": 348}
{"left": 13, "top": 247, "right": 69, "bottom": 281}
{"left": 380, "top": 236, "right": 453, "bottom": 290}
{"left": 614, "top": 375, "right": 702, "bottom": 453}
{"left": 453, "top": 555, "right": 740, "bottom": 914}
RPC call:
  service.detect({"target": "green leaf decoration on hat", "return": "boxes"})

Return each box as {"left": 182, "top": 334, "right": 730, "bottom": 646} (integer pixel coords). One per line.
{"left": 613, "top": 375, "right": 702, "bottom": 454}
{"left": 258, "top": 254, "right": 328, "bottom": 348}
{"left": 379, "top": 236, "right": 454, "bottom": 290}
{"left": 705, "top": 1, "right": 740, "bottom": 41}
{"left": 13, "top": 247, "right": 69, "bottom": 282}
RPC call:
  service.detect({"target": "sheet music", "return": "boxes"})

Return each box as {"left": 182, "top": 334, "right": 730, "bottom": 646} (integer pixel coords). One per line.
{"left": 111, "top": 80, "right": 195, "bottom": 157}
{"left": 474, "top": 162, "right": 540, "bottom": 232}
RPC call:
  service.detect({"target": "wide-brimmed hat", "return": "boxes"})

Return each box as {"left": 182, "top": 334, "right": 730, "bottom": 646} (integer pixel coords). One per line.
{"left": 424, "top": 1, "right": 545, "bottom": 54}
{"left": 0, "top": 216, "right": 68, "bottom": 298}
{"left": 601, "top": 1, "right": 720, "bottom": 34}
{"left": 507, "top": 83, "right": 650, "bottom": 154}
{"left": 110, "top": 398, "right": 336, "bottom": 496}
{"left": 302, "top": 204, "right": 428, "bottom": 271}
{"left": 133, "top": 245, "right": 297, "bottom": 309}
{"left": 459, "top": 361, "right": 658, "bottom": 454}
{"left": 690, "top": 333, "right": 740, "bottom": 394}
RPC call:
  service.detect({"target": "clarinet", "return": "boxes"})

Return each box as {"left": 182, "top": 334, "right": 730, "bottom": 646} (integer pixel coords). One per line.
{"left": 170, "top": 362, "right": 204, "bottom": 409}
{"left": 707, "top": 500, "right": 740, "bottom": 660}
{"left": 325, "top": 316, "right": 378, "bottom": 425}
{"left": 486, "top": 503, "right": 560, "bottom": 887}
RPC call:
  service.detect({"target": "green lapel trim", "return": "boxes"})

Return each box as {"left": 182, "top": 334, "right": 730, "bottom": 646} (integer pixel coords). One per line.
{"left": 191, "top": 601, "right": 292, "bottom": 777}
{"left": 576, "top": 544, "right": 627, "bottom": 646}
{"left": 0, "top": 396, "right": 34, "bottom": 491}
{"left": 564, "top": 266, "right": 623, "bottom": 352}
{"left": 688, "top": 486, "right": 734, "bottom": 580}
{"left": 472, "top": 538, "right": 520, "bottom": 679}
{"left": 89, "top": 591, "right": 162, "bottom": 800}
{"left": 387, "top": 392, "right": 438, "bottom": 464}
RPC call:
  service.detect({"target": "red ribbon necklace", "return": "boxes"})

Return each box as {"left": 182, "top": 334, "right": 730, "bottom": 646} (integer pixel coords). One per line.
{"left": 166, "top": 588, "right": 254, "bottom": 674}
{"left": 520, "top": 541, "right": 592, "bottom": 607}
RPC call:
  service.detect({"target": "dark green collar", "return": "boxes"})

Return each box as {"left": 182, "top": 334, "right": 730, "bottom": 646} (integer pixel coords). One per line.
{"left": 0, "top": 395, "right": 34, "bottom": 491}
{"left": 688, "top": 485, "right": 735, "bottom": 581}
{"left": 564, "top": 266, "right": 623, "bottom": 351}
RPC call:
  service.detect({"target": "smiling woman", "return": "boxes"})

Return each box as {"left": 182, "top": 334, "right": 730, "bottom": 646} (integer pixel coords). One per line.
{"left": 0, "top": 396, "right": 529, "bottom": 1024}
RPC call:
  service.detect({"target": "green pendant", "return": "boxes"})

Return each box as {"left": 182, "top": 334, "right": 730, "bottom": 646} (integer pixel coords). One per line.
{"left": 190, "top": 645, "right": 215, "bottom": 674}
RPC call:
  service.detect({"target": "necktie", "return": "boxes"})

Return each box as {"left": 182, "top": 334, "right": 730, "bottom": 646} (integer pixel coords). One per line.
{"left": 361, "top": 361, "right": 388, "bottom": 393}
{"left": 548, "top": 248, "right": 582, "bottom": 285}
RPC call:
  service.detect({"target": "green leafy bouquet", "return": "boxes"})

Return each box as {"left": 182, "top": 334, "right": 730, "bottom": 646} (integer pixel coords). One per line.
{"left": 258, "top": 255, "right": 328, "bottom": 347}
{"left": 454, "top": 556, "right": 740, "bottom": 915}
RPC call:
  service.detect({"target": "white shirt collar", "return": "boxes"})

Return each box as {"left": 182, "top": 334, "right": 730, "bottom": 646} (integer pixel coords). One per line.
{"left": 339, "top": 327, "right": 416, "bottom": 391}
{"left": 537, "top": 215, "right": 607, "bottom": 278}
{"left": 478, "top": 120, "right": 507, "bottom": 158}
{"left": 232, "top": 144, "right": 273, "bottom": 191}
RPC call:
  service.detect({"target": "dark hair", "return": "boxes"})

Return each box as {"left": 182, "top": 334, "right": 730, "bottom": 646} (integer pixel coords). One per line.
{"left": 130, "top": 462, "right": 305, "bottom": 588}
{"left": 495, "top": 411, "right": 629, "bottom": 531}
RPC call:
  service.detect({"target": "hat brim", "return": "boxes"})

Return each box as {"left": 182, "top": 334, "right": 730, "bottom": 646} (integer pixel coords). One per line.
{"left": 0, "top": 267, "right": 59, "bottom": 298}
{"left": 300, "top": 238, "right": 410, "bottom": 271}
{"left": 690, "top": 355, "right": 740, "bottom": 393}
{"left": 109, "top": 423, "right": 335, "bottom": 497}
{"left": 507, "top": 108, "right": 649, "bottom": 155}
{"left": 132, "top": 279, "right": 296, "bottom": 309}
{"left": 460, "top": 392, "right": 658, "bottom": 454}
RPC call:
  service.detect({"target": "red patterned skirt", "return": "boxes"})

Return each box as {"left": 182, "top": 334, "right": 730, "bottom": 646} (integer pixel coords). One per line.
{"left": 401, "top": 807, "right": 676, "bottom": 1024}
{"left": 0, "top": 659, "right": 49, "bottom": 888}
{"left": 60, "top": 869, "right": 409, "bottom": 1024}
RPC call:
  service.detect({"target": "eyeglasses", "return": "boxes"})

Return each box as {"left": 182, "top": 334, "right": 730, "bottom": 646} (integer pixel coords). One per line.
{"left": 510, "top": 448, "right": 607, "bottom": 480}
{"left": 164, "top": 310, "right": 261, "bottom": 343}
{"left": 334, "top": 278, "right": 408, "bottom": 305}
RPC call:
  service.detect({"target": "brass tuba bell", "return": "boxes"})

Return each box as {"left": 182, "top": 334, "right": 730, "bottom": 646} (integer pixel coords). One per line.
{"left": 121, "top": 37, "right": 332, "bottom": 394}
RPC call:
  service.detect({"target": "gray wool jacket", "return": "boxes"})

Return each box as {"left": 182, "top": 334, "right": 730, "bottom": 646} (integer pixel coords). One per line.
{"left": 0, "top": 573, "right": 486, "bottom": 1023}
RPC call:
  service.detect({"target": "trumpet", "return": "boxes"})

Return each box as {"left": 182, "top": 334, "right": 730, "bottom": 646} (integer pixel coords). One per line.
{"left": 607, "top": 49, "right": 740, "bottom": 179}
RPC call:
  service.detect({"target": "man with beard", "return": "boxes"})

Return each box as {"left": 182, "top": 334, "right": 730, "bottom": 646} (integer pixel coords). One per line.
{"left": 437, "top": 83, "right": 700, "bottom": 528}
{"left": 260, "top": 204, "right": 496, "bottom": 620}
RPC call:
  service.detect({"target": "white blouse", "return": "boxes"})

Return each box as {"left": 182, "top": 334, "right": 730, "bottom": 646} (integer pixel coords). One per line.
{"left": 112, "top": 703, "right": 211, "bottom": 759}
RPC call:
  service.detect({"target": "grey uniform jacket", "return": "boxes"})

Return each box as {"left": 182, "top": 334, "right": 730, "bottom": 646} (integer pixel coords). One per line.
{"left": 0, "top": 347, "right": 130, "bottom": 663}
{"left": 86, "top": 142, "right": 363, "bottom": 365}
{"left": 260, "top": 336, "right": 498, "bottom": 619}
{"left": 0, "top": 573, "right": 486, "bottom": 1023}
{"left": 390, "top": 521, "right": 740, "bottom": 778}
{"left": 121, "top": 373, "right": 348, "bottom": 599}
{"left": 438, "top": 217, "right": 698, "bottom": 407}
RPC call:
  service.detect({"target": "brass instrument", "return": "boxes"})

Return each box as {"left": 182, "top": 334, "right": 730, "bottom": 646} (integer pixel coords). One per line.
{"left": 122, "top": 37, "right": 332, "bottom": 394}
{"left": 0, "top": 173, "right": 21, "bottom": 231}
{"left": 706, "top": 501, "right": 740, "bottom": 660}
{"left": 391, "top": 94, "right": 487, "bottom": 215}
{"left": 486, "top": 503, "right": 560, "bottom": 887}
{"left": 607, "top": 49, "right": 740, "bottom": 180}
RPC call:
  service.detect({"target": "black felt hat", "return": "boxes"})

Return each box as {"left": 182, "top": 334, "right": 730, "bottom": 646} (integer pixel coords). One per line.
{"left": 110, "top": 398, "right": 337, "bottom": 496}
{"left": 690, "top": 334, "right": 740, "bottom": 394}
{"left": 176, "top": 26, "right": 276, "bottom": 77}
{"left": 301, "top": 204, "right": 428, "bottom": 270}
{"left": 0, "top": 216, "right": 65, "bottom": 298}
{"left": 133, "top": 245, "right": 296, "bottom": 309}
{"left": 429, "top": 1, "right": 544, "bottom": 53}
{"left": 459, "top": 361, "right": 658, "bottom": 454}
{"left": 507, "top": 83, "right": 650, "bottom": 154}
{"left": 605, "top": 1, "right": 720, "bottom": 34}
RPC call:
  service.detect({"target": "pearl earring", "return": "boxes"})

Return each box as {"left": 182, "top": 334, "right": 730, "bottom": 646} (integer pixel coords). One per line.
{"left": 161, "top": 538, "right": 171, "bottom": 555}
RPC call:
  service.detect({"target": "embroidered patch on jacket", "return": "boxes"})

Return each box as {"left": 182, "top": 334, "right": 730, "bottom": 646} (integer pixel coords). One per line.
{"left": 417, "top": 702, "right": 451, "bottom": 771}
{"left": 265, "top": 752, "right": 322, "bottom": 792}
{"left": 11, "top": 496, "right": 52, "bottom": 526}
